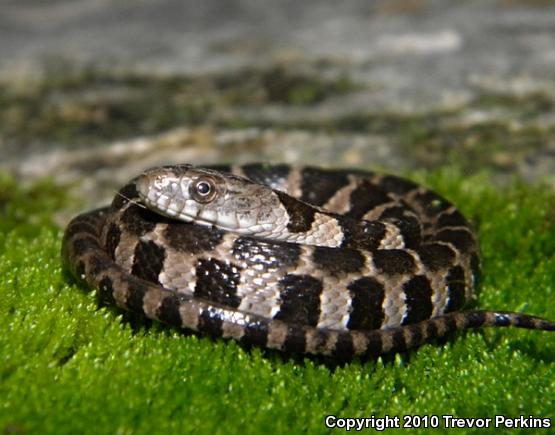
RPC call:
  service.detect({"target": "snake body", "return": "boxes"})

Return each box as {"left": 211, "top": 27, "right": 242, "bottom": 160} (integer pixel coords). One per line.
{"left": 62, "top": 164, "right": 555, "bottom": 358}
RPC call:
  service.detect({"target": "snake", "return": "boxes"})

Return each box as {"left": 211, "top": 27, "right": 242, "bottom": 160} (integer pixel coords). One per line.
{"left": 62, "top": 163, "right": 555, "bottom": 358}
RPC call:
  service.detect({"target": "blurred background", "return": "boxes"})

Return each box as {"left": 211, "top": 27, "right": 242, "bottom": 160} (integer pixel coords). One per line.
{"left": 1, "top": 0, "right": 555, "bottom": 216}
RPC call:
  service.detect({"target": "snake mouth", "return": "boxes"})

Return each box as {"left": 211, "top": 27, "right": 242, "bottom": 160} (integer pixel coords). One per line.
{"left": 137, "top": 186, "right": 245, "bottom": 232}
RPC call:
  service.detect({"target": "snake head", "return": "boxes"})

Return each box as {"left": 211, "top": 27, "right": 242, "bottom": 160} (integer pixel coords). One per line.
{"left": 135, "top": 165, "right": 282, "bottom": 233}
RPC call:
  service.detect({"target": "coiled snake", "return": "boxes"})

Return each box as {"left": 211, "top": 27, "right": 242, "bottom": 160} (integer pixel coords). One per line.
{"left": 62, "top": 164, "right": 555, "bottom": 358}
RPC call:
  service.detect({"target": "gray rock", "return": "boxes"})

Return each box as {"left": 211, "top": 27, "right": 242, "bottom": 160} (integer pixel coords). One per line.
{"left": 1, "top": 0, "right": 555, "bottom": 214}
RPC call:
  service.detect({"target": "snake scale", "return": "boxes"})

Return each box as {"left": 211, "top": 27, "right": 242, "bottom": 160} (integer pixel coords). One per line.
{"left": 62, "top": 163, "right": 555, "bottom": 358}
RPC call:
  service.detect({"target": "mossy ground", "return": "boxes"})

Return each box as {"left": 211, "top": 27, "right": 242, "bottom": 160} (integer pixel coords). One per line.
{"left": 0, "top": 65, "right": 356, "bottom": 150}
{"left": 3, "top": 66, "right": 554, "bottom": 175}
{"left": 1, "top": 170, "right": 554, "bottom": 435}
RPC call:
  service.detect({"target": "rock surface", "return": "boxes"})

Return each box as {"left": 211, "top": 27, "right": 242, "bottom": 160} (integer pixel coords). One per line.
{"left": 1, "top": 0, "right": 555, "bottom": 214}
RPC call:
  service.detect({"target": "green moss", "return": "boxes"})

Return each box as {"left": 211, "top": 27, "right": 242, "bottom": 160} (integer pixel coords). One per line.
{"left": 0, "top": 66, "right": 358, "bottom": 150}
{"left": 311, "top": 93, "right": 554, "bottom": 172}
{"left": 471, "top": 91, "right": 555, "bottom": 118}
{"left": 0, "top": 171, "right": 554, "bottom": 435}
{"left": 0, "top": 68, "right": 210, "bottom": 147}
{"left": 0, "top": 174, "right": 68, "bottom": 239}
{"left": 259, "top": 67, "right": 357, "bottom": 105}
{"left": 4, "top": 66, "right": 552, "bottom": 174}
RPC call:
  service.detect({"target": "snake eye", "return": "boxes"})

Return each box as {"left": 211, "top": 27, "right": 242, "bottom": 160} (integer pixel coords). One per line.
{"left": 197, "top": 181, "right": 211, "bottom": 195}
{"left": 190, "top": 177, "right": 218, "bottom": 203}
